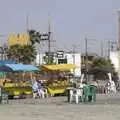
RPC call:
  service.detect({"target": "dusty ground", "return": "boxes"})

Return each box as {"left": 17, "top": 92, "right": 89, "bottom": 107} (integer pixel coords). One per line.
{"left": 0, "top": 94, "right": 120, "bottom": 120}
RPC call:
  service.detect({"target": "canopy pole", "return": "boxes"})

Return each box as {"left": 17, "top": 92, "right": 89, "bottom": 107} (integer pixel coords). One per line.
{"left": 30, "top": 72, "right": 34, "bottom": 85}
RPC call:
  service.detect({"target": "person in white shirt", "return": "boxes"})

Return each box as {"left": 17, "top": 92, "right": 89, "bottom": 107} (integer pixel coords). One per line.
{"left": 32, "top": 81, "right": 39, "bottom": 98}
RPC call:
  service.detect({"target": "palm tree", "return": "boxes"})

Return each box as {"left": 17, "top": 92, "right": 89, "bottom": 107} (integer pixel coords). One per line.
{"left": 7, "top": 44, "right": 22, "bottom": 63}
{"left": 7, "top": 44, "right": 36, "bottom": 64}
{"left": 20, "top": 45, "right": 36, "bottom": 64}
{"left": 28, "top": 30, "right": 41, "bottom": 45}
{"left": 7, "top": 30, "right": 42, "bottom": 64}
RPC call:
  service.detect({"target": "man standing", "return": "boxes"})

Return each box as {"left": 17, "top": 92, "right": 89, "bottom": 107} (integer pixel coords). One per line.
{"left": 32, "top": 81, "right": 39, "bottom": 98}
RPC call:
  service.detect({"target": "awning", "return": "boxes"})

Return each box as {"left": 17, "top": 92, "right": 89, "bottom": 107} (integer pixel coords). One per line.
{"left": 0, "top": 64, "right": 39, "bottom": 72}
{"left": 41, "top": 64, "right": 76, "bottom": 71}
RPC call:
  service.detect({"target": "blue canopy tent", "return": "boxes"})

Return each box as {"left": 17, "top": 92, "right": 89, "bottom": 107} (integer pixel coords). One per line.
{"left": 0, "top": 60, "right": 16, "bottom": 78}
{"left": 0, "top": 60, "right": 16, "bottom": 65}
{"left": 0, "top": 64, "right": 39, "bottom": 72}
{"left": 0, "top": 64, "right": 39, "bottom": 97}
{"left": 0, "top": 64, "right": 39, "bottom": 85}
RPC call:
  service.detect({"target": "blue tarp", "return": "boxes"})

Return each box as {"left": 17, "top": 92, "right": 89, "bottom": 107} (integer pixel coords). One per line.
{"left": 0, "top": 60, "right": 16, "bottom": 65}
{"left": 0, "top": 64, "right": 39, "bottom": 72}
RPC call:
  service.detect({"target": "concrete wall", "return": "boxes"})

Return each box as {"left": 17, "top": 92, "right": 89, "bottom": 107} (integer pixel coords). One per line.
{"left": 110, "top": 51, "right": 119, "bottom": 72}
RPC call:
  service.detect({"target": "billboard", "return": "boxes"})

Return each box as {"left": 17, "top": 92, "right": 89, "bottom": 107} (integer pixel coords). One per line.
{"left": 8, "top": 33, "right": 30, "bottom": 46}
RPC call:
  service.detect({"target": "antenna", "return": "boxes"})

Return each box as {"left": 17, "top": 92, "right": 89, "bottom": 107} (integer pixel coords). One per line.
{"left": 48, "top": 12, "right": 51, "bottom": 34}
{"left": 26, "top": 13, "right": 30, "bottom": 33}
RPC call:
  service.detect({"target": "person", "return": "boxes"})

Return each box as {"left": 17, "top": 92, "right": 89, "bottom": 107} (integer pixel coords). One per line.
{"left": 37, "top": 80, "right": 43, "bottom": 98}
{"left": 3, "top": 78, "right": 7, "bottom": 86}
{"left": 110, "top": 80, "right": 116, "bottom": 94}
{"left": 32, "top": 81, "right": 39, "bottom": 98}
{"left": 105, "top": 80, "right": 116, "bottom": 94}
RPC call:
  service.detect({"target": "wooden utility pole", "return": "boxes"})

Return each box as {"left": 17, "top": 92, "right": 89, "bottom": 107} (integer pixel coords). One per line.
{"left": 48, "top": 17, "right": 51, "bottom": 63}
{"left": 85, "top": 37, "right": 88, "bottom": 81}
{"left": 107, "top": 40, "right": 111, "bottom": 59}
{"left": 72, "top": 44, "right": 76, "bottom": 76}
{"left": 72, "top": 44, "right": 76, "bottom": 64}
{"left": 48, "top": 13, "right": 51, "bottom": 62}
{"left": 100, "top": 41, "right": 103, "bottom": 57}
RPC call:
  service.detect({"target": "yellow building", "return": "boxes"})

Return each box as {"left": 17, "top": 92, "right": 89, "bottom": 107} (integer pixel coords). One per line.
{"left": 8, "top": 33, "right": 30, "bottom": 46}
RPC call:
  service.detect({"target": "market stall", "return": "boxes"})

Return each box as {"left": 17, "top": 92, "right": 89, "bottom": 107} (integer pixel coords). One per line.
{"left": 41, "top": 64, "right": 76, "bottom": 95}
{"left": 0, "top": 64, "right": 39, "bottom": 98}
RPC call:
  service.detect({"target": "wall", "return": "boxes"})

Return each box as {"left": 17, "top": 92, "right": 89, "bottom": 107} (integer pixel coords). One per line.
{"left": 110, "top": 51, "right": 119, "bottom": 72}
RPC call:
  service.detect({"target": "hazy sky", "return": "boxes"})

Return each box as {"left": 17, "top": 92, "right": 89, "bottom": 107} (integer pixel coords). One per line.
{"left": 0, "top": 0, "right": 120, "bottom": 55}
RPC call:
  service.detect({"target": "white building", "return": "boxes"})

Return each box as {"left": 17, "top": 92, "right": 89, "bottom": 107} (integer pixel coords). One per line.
{"left": 110, "top": 51, "right": 119, "bottom": 73}
{"left": 65, "top": 53, "right": 81, "bottom": 77}
{"left": 35, "top": 52, "right": 81, "bottom": 77}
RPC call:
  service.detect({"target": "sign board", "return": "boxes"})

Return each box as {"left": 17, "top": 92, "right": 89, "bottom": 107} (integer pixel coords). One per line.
{"left": 56, "top": 51, "right": 64, "bottom": 58}
{"left": 58, "top": 59, "right": 67, "bottom": 64}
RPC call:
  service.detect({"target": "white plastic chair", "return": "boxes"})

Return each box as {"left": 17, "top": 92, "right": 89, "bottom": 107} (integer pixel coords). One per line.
{"left": 70, "top": 89, "right": 83, "bottom": 104}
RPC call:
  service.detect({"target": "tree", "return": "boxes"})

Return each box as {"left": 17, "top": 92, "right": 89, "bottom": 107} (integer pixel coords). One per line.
{"left": 7, "top": 44, "right": 22, "bottom": 63}
{"left": 19, "top": 45, "right": 36, "bottom": 64}
{"left": 28, "top": 30, "right": 41, "bottom": 45}
{"left": 7, "top": 30, "right": 42, "bottom": 64}
{"left": 7, "top": 44, "right": 36, "bottom": 64}
{"left": 89, "top": 57, "right": 115, "bottom": 80}
{"left": 92, "top": 58, "right": 114, "bottom": 72}
{"left": 43, "top": 52, "right": 56, "bottom": 65}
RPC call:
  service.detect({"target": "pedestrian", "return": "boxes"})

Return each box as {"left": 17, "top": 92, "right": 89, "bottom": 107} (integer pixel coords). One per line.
{"left": 32, "top": 80, "right": 39, "bottom": 98}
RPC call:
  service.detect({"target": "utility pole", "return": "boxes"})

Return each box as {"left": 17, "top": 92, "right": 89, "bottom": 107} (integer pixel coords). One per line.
{"left": 100, "top": 41, "right": 103, "bottom": 57}
{"left": 72, "top": 44, "right": 76, "bottom": 64}
{"left": 85, "top": 37, "right": 88, "bottom": 82}
{"left": 36, "top": 14, "right": 52, "bottom": 64}
{"left": 107, "top": 40, "right": 111, "bottom": 59}
{"left": 48, "top": 17, "right": 51, "bottom": 63}
{"left": 72, "top": 44, "right": 76, "bottom": 76}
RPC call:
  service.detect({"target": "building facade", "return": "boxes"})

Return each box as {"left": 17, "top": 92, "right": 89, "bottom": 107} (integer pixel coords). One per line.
{"left": 35, "top": 52, "right": 81, "bottom": 77}
{"left": 110, "top": 51, "right": 119, "bottom": 73}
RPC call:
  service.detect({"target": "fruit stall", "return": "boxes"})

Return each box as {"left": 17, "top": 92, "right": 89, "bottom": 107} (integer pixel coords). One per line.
{"left": 0, "top": 64, "right": 39, "bottom": 98}
{"left": 41, "top": 64, "right": 76, "bottom": 95}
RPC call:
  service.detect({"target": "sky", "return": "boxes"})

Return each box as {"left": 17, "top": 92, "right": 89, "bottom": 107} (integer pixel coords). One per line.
{"left": 0, "top": 0, "right": 120, "bottom": 56}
